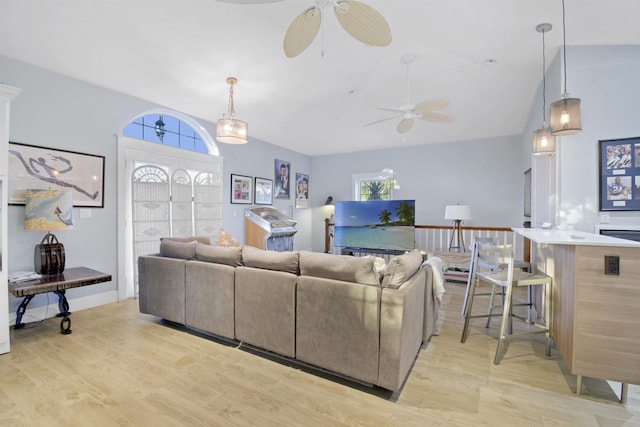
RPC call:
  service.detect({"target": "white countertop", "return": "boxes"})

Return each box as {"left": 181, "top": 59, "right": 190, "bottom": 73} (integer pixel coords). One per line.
{"left": 512, "top": 227, "right": 640, "bottom": 247}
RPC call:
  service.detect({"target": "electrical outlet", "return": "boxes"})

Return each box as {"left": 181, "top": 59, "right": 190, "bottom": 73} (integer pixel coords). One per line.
{"left": 605, "top": 255, "right": 619, "bottom": 275}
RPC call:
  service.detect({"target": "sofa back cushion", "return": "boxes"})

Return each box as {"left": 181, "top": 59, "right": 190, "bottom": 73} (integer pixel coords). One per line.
{"left": 381, "top": 249, "right": 423, "bottom": 289}
{"left": 161, "top": 236, "right": 211, "bottom": 245}
{"left": 242, "top": 245, "right": 299, "bottom": 274}
{"left": 196, "top": 242, "right": 243, "bottom": 267}
{"left": 299, "top": 251, "right": 380, "bottom": 286}
{"left": 159, "top": 239, "right": 197, "bottom": 259}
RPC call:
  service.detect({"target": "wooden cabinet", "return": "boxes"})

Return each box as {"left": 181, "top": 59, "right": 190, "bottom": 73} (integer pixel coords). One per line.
{"left": 0, "top": 84, "right": 21, "bottom": 354}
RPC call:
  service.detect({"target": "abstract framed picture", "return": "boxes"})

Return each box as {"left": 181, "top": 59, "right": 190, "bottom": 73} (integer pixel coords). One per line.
{"left": 599, "top": 136, "right": 640, "bottom": 211}
{"left": 254, "top": 177, "right": 273, "bottom": 205}
{"left": 230, "top": 174, "right": 252, "bottom": 204}
{"left": 274, "top": 159, "right": 290, "bottom": 200}
{"left": 295, "top": 172, "right": 309, "bottom": 209}
{"left": 8, "top": 141, "right": 105, "bottom": 207}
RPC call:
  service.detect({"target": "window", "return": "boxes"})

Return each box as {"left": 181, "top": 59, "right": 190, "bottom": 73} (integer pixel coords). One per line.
{"left": 123, "top": 114, "right": 208, "bottom": 153}
{"left": 353, "top": 171, "right": 395, "bottom": 201}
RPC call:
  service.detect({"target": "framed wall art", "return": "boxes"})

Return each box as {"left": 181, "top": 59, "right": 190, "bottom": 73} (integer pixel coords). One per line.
{"left": 274, "top": 159, "right": 290, "bottom": 200}
{"left": 8, "top": 141, "right": 105, "bottom": 207}
{"left": 295, "top": 172, "right": 309, "bottom": 209}
{"left": 254, "top": 177, "right": 273, "bottom": 205}
{"left": 230, "top": 174, "right": 253, "bottom": 204}
{"left": 599, "top": 136, "right": 640, "bottom": 211}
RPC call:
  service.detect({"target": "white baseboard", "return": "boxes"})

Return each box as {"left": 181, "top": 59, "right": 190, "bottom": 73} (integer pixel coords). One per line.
{"left": 9, "top": 290, "right": 119, "bottom": 326}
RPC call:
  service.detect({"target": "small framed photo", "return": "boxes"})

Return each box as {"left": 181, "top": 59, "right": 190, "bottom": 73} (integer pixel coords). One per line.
{"left": 599, "top": 137, "right": 640, "bottom": 211}
{"left": 230, "top": 174, "right": 252, "bottom": 204}
{"left": 274, "top": 159, "right": 290, "bottom": 199}
{"left": 295, "top": 172, "right": 309, "bottom": 209}
{"left": 254, "top": 177, "right": 273, "bottom": 205}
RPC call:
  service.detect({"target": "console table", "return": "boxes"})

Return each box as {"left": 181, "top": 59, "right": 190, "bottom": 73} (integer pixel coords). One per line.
{"left": 513, "top": 228, "right": 640, "bottom": 403}
{"left": 8, "top": 267, "right": 112, "bottom": 334}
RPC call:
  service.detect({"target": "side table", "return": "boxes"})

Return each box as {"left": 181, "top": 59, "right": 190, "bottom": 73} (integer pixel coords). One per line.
{"left": 8, "top": 267, "right": 112, "bottom": 334}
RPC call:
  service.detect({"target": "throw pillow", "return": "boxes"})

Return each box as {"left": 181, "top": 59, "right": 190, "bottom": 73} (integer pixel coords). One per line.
{"left": 298, "top": 251, "right": 380, "bottom": 286}
{"left": 382, "top": 249, "right": 423, "bottom": 289}
{"left": 241, "top": 245, "right": 299, "bottom": 274}
{"left": 214, "top": 227, "right": 242, "bottom": 247}
{"left": 196, "top": 243, "right": 242, "bottom": 267}
{"left": 159, "top": 239, "right": 197, "bottom": 259}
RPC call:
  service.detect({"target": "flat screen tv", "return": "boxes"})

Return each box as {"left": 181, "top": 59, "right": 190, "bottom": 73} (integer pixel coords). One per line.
{"left": 334, "top": 200, "right": 415, "bottom": 251}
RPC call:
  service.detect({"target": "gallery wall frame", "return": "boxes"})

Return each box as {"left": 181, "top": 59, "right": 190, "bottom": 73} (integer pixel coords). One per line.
{"left": 254, "top": 177, "right": 273, "bottom": 205}
{"left": 8, "top": 141, "right": 105, "bottom": 207}
{"left": 274, "top": 159, "right": 290, "bottom": 200}
{"left": 295, "top": 172, "right": 309, "bottom": 209}
{"left": 230, "top": 173, "right": 253, "bottom": 204}
{"left": 599, "top": 136, "right": 640, "bottom": 211}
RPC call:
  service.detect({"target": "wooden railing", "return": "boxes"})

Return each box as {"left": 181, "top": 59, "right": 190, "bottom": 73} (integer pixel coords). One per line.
{"left": 325, "top": 222, "right": 525, "bottom": 260}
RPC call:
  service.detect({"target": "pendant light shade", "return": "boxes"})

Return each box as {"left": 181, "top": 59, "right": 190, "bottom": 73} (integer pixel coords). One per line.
{"left": 216, "top": 77, "right": 248, "bottom": 144}
{"left": 533, "top": 23, "right": 555, "bottom": 155}
{"left": 533, "top": 125, "right": 555, "bottom": 155}
{"left": 550, "top": 95, "right": 582, "bottom": 136}
{"left": 550, "top": 0, "right": 582, "bottom": 136}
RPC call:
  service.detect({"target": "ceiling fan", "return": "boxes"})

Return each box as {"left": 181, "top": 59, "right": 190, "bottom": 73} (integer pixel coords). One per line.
{"left": 365, "top": 55, "right": 454, "bottom": 134}
{"left": 283, "top": 0, "right": 392, "bottom": 58}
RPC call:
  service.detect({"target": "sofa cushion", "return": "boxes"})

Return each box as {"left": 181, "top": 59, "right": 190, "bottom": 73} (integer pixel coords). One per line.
{"left": 242, "top": 245, "right": 299, "bottom": 274}
{"left": 214, "top": 227, "right": 242, "bottom": 247}
{"left": 299, "top": 251, "right": 380, "bottom": 286}
{"left": 159, "top": 239, "right": 197, "bottom": 260}
{"left": 196, "top": 242, "right": 242, "bottom": 266}
{"left": 382, "top": 249, "right": 423, "bottom": 289}
{"left": 161, "top": 236, "right": 211, "bottom": 245}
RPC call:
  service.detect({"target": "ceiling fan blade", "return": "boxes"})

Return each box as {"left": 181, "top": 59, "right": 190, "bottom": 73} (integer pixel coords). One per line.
{"left": 415, "top": 99, "right": 449, "bottom": 114}
{"left": 397, "top": 118, "right": 414, "bottom": 133}
{"left": 378, "top": 107, "right": 407, "bottom": 113}
{"left": 364, "top": 116, "right": 398, "bottom": 127}
{"left": 217, "top": 0, "right": 284, "bottom": 4}
{"left": 419, "top": 111, "right": 455, "bottom": 122}
{"left": 334, "top": 0, "right": 392, "bottom": 47}
{"left": 284, "top": 7, "right": 322, "bottom": 58}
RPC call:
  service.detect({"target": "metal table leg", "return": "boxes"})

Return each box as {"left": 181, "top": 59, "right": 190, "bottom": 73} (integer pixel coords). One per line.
{"left": 53, "top": 290, "right": 72, "bottom": 334}
{"left": 14, "top": 295, "right": 35, "bottom": 329}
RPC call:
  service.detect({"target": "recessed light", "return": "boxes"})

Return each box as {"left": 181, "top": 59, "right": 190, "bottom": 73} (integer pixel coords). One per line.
{"left": 485, "top": 58, "right": 498, "bottom": 65}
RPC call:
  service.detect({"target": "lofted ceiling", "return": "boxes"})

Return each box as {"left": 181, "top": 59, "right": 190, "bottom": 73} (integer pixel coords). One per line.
{"left": 1, "top": 0, "right": 639, "bottom": 156}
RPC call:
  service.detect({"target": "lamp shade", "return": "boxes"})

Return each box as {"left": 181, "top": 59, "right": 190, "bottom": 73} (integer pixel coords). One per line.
{"left": 25, "top": 189, "right": 74, "bottom": 231}
{"left": 550, "top": 95, "right": 582, "bottom": 136}
{"left": 216, "top": 118, "right": 248, "bottom": 144}
{"left": 444, "top": 205, "right": 472, "bottom": 220}
{"left": 533, "top": 125, "right": 555, "bottom": 155}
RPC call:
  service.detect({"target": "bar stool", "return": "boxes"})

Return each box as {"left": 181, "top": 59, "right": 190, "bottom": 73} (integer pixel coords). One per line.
{"left": 461, "top": 243, "right": 552, "bottom": 364}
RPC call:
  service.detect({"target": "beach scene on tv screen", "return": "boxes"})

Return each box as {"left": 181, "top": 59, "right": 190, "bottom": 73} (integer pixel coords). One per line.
{"left": 334, "top": 200, "right": 415, "bottom": 251}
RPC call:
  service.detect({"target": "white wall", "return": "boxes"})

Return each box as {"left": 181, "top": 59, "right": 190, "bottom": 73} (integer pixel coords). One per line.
{"left": 556, "top": 45, "right": 640, "bottom": 231}
{"left": 520, "top": 45, "right": 640, "bottom": 232}
{"left": 0, "top": 55, "right": 312, "bottom": 317}
{"left": 310, "top": 136, "right": 524, "bottom": 252}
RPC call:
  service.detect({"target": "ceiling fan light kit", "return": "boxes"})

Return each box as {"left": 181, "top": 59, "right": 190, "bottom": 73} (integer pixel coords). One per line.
{"left": 283, "top": 0, "right": 391, "bottom": 58}
{"left": 216, "top": 77, "right": 249, "bottom": 145}
{"left": 550, "top": 0, "right": 582, "bottom": 136}
{"left": 364, "top": 54, "right": 454, "bottom": 134}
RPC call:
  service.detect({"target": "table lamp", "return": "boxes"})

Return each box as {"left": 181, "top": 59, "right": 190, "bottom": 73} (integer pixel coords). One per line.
{"left": 25, "top": 189, "right": 74, "bottom": 274}
{"left": 444, "top": 204, "right": 472, "bottom": 252}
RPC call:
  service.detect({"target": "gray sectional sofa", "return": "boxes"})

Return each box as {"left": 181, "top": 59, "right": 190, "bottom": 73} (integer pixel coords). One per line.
{"left": 138, "top": 238, "right": 439, "bottom": 393}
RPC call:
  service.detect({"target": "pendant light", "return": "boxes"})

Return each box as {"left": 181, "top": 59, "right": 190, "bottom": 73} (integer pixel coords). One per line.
{"left": 533, "top": 23, "right": 555, "bottom": 155}
{"left": 216, "top": 77, "right": 248, "bottom": 144}
{"left": 550, "top": 0, "right": 581, "bottom": 136}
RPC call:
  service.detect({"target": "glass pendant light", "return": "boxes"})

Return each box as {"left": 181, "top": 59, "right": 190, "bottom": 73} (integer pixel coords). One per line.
{"left": 533, "top": 23, "right": 555, "bottom": 155}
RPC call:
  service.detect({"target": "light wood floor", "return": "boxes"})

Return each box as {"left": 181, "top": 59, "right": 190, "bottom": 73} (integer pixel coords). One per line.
{"left": 2, "top": 282, "right": 639, "bottom": 426}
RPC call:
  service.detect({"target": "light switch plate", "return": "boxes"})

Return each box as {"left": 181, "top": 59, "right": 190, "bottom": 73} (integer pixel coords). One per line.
{"left": 79, "top": 208, "right": 92, "bottom": 219}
